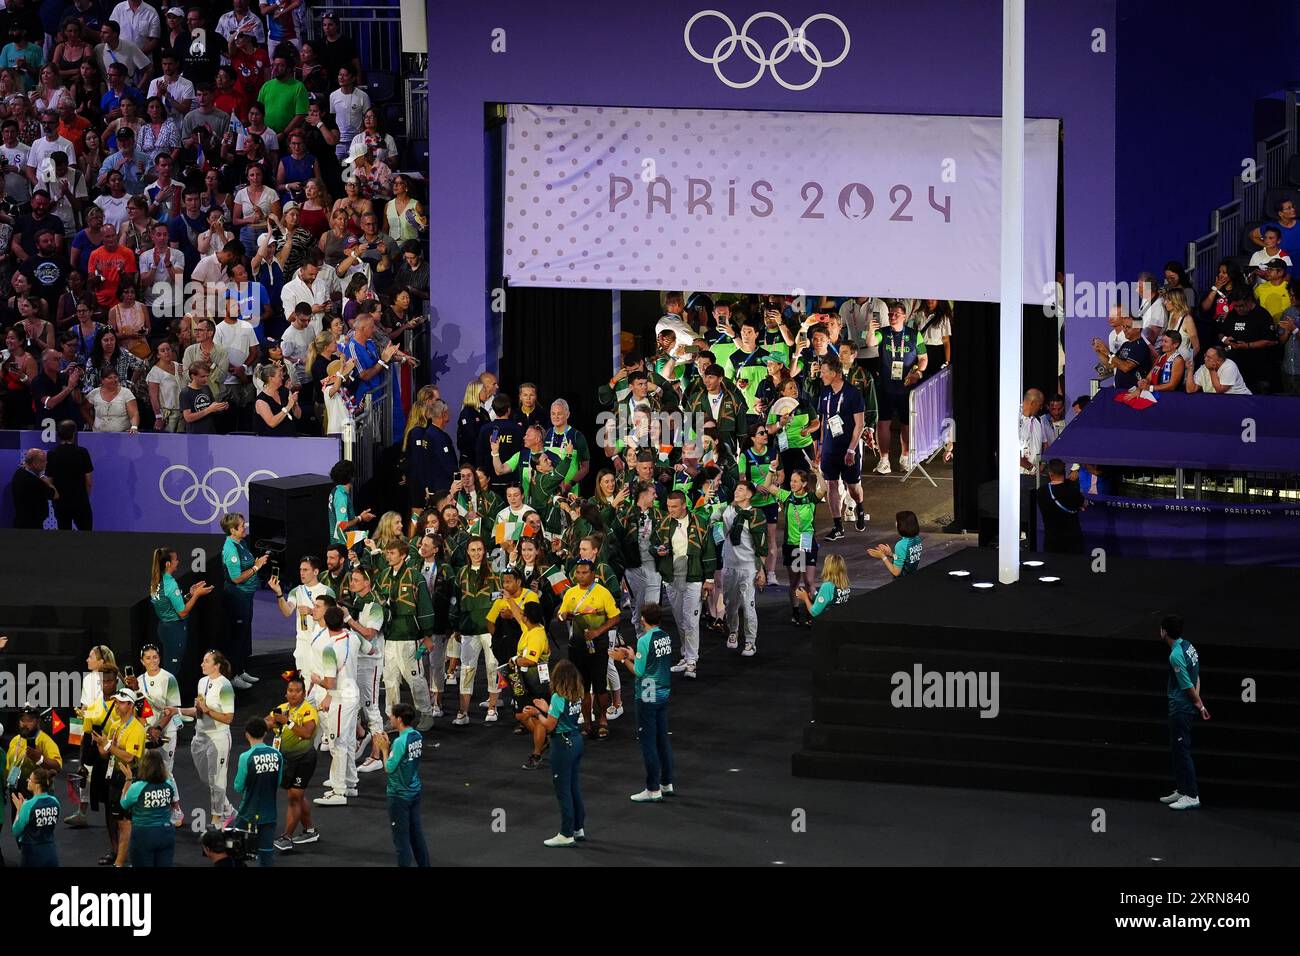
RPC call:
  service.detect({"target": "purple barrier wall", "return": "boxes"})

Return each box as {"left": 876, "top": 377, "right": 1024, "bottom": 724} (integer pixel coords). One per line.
{"left": 430, "top": 0, "right": 1119, "bottom": 414}
{"left": 909, "top": 365, "right": 955, "bottom": 462}
{"left": 0, "top": 431, "right": 341, "bottom": 533}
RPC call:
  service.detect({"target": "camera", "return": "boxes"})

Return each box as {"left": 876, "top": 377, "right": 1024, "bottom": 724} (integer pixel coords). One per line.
{"left": 203, "top": 823, "right": 256, "bottom": 861}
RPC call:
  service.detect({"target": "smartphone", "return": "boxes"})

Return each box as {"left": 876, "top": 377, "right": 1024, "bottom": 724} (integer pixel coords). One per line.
{"left": 124, "top": 665, "right": 135, "bottom": 679}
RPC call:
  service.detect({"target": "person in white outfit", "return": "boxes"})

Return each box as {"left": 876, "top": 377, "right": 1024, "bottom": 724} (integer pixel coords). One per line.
{"left": 135, "top": 644, "right": 185, "bottom": 826}
{"left": 268, "top": 556, "right": 335, "bottom": 677}
{"left": 180, "top": 650, "right": 236, "bottom": 828}
{"left": 721, "top": 481, "right": 766, "bottom": 657}
{"left": 312, "top": 605, "right": 366, "bottom": 806}
{"left": 344, "top": 568, "right": 387, "bottom": 774}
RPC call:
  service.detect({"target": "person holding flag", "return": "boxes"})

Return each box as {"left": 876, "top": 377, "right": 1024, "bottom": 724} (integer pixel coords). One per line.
{"left": 95, "top": 688, "right": 146, "bottom": 867}
{"left": 509, "top": 601, "right": 553, "bottom": 770}
{"left": 329, "top": 459, "right": 375, "bottom": 547}
{"left": 486, "top": 566, "right": 540, "bottom": 699}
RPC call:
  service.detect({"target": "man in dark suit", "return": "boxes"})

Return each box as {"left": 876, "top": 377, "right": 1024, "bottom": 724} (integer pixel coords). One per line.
{"left": 10, "top": 448, "right": 56, "bottom": 529}
{"left": 405, "top": 398, "right": 459, "bottom": 510}
{"left": 475, "top": 392, "right": 523, "bottom": 495}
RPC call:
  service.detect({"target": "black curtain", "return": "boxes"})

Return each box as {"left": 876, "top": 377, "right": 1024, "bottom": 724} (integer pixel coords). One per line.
{"left": 950, "top": 302, "right": 1060, "bottom": 531}
{"left": 499, "top": 284, "right": 613, "bottom": 492}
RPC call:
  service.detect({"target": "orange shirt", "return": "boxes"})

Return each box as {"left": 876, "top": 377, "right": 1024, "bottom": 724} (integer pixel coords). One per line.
{"left": 86, "top": 245, "right": 137, "bottom": 308}
{"left": 59, "top": 116, "right": 93, "bottom": 156}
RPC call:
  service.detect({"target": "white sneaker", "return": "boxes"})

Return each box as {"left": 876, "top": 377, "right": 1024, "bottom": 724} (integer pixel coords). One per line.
{"left": 431, "top": 705, "right": 444, "bottom": 718}
{"left": 661, "top": 784, "right": 675, "bottom": 795}
{"left": 574, "top": 828, "right": 586, "bottom": 842}
{"left": 899, "top": 454, "right": 912, "bottom": 471}
{"left": 353, "top": 733, "right": 371, "bottom": 759}
{"left": 232, "top": 676, "right": 253, "bottom": 690}
{"left": 313, "top": 791, "right": 347, "bottom": 806}
{"left": 1159, "top": 790, "right": 1182, "bottom": 805}
{"left": 873, "top": 458, "right": 892, "bottom": 475}
{"left": 357, "top": 757, "right": 383, "bottom": 774}
{"left": 767, "top": 571, "right": 778, "bottom": 586}
{"left": 630, "top": 789, "right": 663, "bottom": 803}
{"left": 741, "top": 642, "right": 756, "bottom": 657}
{"left": 726, "top": 633, "right": 738, "bottom": 649}
{"left": 684, "top": 661, "right": 697, "bottom": 679}
{"left": 669, "top": 658, "right": 690, "bottom": 673}
{"left": 577, "top": 711, "right": 585, "bottom": 724}
{"left": 485, "top": 709, "right": 498, "bottom": 723}
{"left": 239, "top": 672, "right": 260, "bottom": 684}
{"left": 543, "top": 833, "right": 576, "bottom": 847}
{"left": 1168, "top": 795, "right": 1201, "bottom": 810}
{"left": 452, "top": 713, "right": 469, "bottom": 726}
{"left": 606, "top": 704, "right": 624, "bottom": 721}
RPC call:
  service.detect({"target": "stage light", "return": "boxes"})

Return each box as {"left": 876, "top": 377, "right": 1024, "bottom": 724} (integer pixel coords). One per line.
{"left": 948, "top": 570, "right": 971, "bottom": 578}
{"left": 1022, "top": 560, "right": 1044, "bottom": 568}
{"left": 972, "top": 582, "right": 995, "bottom": 590}
{"left": 1038, "top": 575, "right": 1061, "bottom": 585}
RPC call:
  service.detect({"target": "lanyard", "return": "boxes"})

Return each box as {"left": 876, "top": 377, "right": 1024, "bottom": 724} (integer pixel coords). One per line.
{"left": 886, "top": 330, "right": 909, "bottom": 358}
{"left": 1046, "top": 483, "right": 1079, "bottom": 515}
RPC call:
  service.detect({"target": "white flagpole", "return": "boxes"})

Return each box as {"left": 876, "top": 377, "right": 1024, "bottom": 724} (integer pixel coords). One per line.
{"left": 998, "top": 0, "right": 1025, "bottom": 585}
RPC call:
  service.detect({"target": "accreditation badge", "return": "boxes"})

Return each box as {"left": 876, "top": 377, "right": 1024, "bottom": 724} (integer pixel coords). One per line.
{"left": 891, "top": 360, "right": 904, "bottom": 381}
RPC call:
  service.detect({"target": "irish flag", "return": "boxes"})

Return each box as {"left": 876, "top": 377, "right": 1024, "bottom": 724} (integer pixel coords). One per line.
{"left": 494, "top": 520, "right": 524, "bottom": 544}
{"left": 346, "top": 530, "right": 368, "bottom": 550}
{"left": 545, "top": 567, "right": 571, "bottom": 596}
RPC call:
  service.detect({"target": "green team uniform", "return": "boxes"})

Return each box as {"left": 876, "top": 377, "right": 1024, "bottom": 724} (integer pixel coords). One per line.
{"left": 329, "top": 485, "right": 354, "bottom": 546}
{"left": 548, "top": 692, "right": 583, "bottom": 734}
{"left": 121, "top": 779, "right": 179, "bottom": 827}
{"left": 234, "top": 743, "right": 283, "bottom": 825}
{"left": 768, "top": 402, "right": 815, "bottom": 452}
{"left": 453, "top": 565, "right": 500, "bottom": 633}
{"left": 376, "top": 562, "right": 435, "bottom": 641}
{"left": 774, "top": 487, "right": 818, "bottom": 547}
{"left": 738, "top": 446, "right": 778, "bottom": 508}
{"left": 543, "top": 425, "right": 590, "bottom": 486}
{"left": 635, "top": 626, "right": 673, "bottom": 703}
{"left": 1167, "top": 638, "right": 1201, "bottom": 716}
{"left": 385, "top": 727, "right": 424, "bottom": 798}
{"left": 892, "top": 535, "right": 923, "bottom": 576}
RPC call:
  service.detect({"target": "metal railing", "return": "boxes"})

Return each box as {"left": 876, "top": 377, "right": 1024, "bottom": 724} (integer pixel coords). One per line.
{"left": 405, "top": 75, "right": 428, "bottom": 141}
{"left": 1185, "top": 91, "right": 1298, "bottom": 290}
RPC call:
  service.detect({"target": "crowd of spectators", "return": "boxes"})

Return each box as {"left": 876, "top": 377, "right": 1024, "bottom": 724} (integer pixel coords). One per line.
{"left": 0, "top": 0, "right": 430, "bottom": 436}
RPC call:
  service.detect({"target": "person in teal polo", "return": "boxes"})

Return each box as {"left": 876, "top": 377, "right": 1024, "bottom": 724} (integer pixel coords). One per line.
{"left": 119, "top": 749, "right": 179, "bottom": 868}
{"left": 233, "top": 717, "right": 283, "bottom": 866}
{"left": 149, "top": 547, "right": 215, "bottom": 677}
{"left": 611, "top": 602, "right": 675, "bottom": 803}
{"left": 221, "top": 513, "right": 268, "bottom": 690}
{"left": 11, "top": 767, "right": 60, "bottom": 867}
{"left": 523, "top": 659, "right": 586, "bottom": 847}
{"left": 329, "top": 459, "right": 375, "bottom": 547}
{"left": 375, "top": 703, "right": 430, "bottom": 867}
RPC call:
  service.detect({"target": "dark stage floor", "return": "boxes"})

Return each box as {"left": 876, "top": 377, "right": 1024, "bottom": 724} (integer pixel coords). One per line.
{"left": 33, "top": 579, "right": 1300, "bottom": 868}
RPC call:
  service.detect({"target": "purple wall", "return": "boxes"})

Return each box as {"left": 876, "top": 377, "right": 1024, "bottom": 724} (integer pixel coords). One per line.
{"left": 429, "top": 0, "right": 1119, "bottom": 407}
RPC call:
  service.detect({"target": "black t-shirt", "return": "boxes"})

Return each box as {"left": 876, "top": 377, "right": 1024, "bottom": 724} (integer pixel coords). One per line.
{"left": 184, "top": 30, "right": 227, "bottom": 86}
{"left": 181, "top": 385, "right": 216, "bottom": 433}
{"left": 10, "top": 468, "right": 54, "bottom": 528}
{"left": 22, "top": 256, "right": 70, "bottom": 311}
{"left": 255, "top": 386, "right": 296, "bottom": 437}
{"left": 1037, "top": 480, "right": 1085, "bottom": 553}
{"left": 45, "top": 443, "right": 93, "bottom": 508}
{"left": 16, "top": 213, "right": 63, "bottom": 258}
{"left": 1114, "top": 337, "right": 1152, "bottom": 390}
{"left": 1216, "top": 306, "right": 1277, "bottom": 383}
{"left": 30, "top": 371, "right": 80, "bottom": 425}
{"left": 318, "top": 36, "right": 360, "bottom": 79}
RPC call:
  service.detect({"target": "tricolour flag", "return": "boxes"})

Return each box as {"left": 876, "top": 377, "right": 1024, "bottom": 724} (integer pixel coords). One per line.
{"left": 67, "top": 717, "right": 83, "bottom": 747}
{"left": 545, "top": 567, "right": 571, "bottom": 596}
{"left": 346, "top": 530, "right": 368, "bottom": 550}
{"left": 494, "top": 521, "right": 524, "bottom": 544}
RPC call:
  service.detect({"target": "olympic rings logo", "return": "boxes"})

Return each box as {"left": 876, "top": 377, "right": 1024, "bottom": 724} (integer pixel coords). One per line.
{"left": 684, "top": 10, "right": 850, "bottom": 91}
{"left": 159, "top": 465, "right": 279, "bottom": 526}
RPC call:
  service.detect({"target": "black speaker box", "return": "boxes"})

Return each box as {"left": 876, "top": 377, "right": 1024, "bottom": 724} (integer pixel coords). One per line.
{"left": 248, "top": 474, "right": 334, "bottom": 582}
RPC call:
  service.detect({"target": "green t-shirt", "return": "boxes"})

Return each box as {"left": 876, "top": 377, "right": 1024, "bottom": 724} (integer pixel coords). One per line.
{"left": 151, "top": 573, "right": 185, "bottom": 622}
{"left": 222, "top": 537, "right": 260, "bottom": 595}
{"left": 775, "top": 488, "right": 817, "bottom": 546}
{"left": 256, "top": 77, "right": 310, "bottom": 133}
{"left": 120, "top": 779, "right": 178, "bottom": 828}
{"left": 1167, "top": 639, "right": 1200, "bottom": 717}
{"left": 738, "top": 446, "right": 778, "bottom": 507}
{"left": 768, "top": 401, "right": 815, "bottom": 450}
{"left": 549, "top": 692, "right": 583, "bottom": 734}
{"left": 234, "top": 744, "right": 283, "bottom": 825}
{"left": 385, "top": 728, "right": 424, "bottom": 798}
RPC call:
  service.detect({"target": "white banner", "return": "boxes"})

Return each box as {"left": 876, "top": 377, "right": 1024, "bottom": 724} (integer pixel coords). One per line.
{"left": 503, "top": 104, "right": 1058, "bottom": 302}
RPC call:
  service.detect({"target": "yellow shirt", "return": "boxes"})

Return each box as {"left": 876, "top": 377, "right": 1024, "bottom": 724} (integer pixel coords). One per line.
{"left": 486, "top": 589, "right": 539, "bottom": 627}
{"left": 515, "top": 625, "right": 550, "bottom": 664}
{"left": 271, "top": 700, "right": 320, "bottom": 756}
{"left": 5, "top": 731, "right": 61, "bottom": 781}
{"left": 558, "top": 582, "right": 620, "bottom": 629}
{"left": 1256, "top": 281, "right": 1291, "bottom": 320}
{"left": 103, "top": 712, "right": 146, "bottom": 774}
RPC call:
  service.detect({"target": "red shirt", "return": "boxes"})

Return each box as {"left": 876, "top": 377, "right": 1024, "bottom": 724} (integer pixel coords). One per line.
{"left": 214, "top": 90, "right": 251, "bottom": 126}
{"left": 86, "top": 245, "right": 137, "bottom": 308}
{"left": 232, "top": 47, "right": 269, "bottom": 103}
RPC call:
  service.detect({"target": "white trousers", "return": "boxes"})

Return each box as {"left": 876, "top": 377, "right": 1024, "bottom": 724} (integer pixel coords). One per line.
{"left": 662, "top": 575, "right": 703, "bottom": 662}
{"left": 384, "top": 640, "right": 434, "bottom": 717}
{"left": 191, "top": 731, "right": 232, "bottom": 819}
{"left": 457, "top": 633, "right": 499, "bottom": 702}
{"left": 324, "top": 696, "right": 360, "bottom": 793}
{"left": 724, "top": 566, "right": 759, "bottom": 645}
{"left": 422, "top": 633, "right": 447, "bottom": 695}
{"left": 358, "top": 645, "right": 383, "bottom": 734}
{"left": 624, "top": 566, "right": 663, "bottom": 631}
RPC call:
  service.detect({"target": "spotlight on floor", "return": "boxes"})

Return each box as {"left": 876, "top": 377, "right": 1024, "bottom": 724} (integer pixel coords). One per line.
{"left": 1038, "top": 575, "right": 1062, "bottom": 586}
{"left": 948, "top": 570, "right": 971, "bottom": 578}
{"left": 1022, "top": 560, "right": 1044, "bottom": 568}
{"left": 972, "top": 582, "right": 995, "bottom": 591}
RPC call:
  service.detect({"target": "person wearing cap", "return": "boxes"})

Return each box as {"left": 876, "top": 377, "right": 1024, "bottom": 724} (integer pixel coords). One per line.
{"left": 1254, "top": 257, "right": 1292, "bottom": 321}
{"left": 4, "top": 705, "right": 62, "bottom": 803}
{"left": 24, "top": 109, "right": 74, "bottom": 189}
{"left": 94, "top": 686, "right": 146, "bottom": 866}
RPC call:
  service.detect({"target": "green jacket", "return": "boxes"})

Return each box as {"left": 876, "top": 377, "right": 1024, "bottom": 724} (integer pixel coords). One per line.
{"left": 597, "top": 369, "right": 680, "bottom": 413}
{"left": 453, "top": 564, "right": 501, "bottom": 635}
{"left": 652, "top": 511, "right": 717, "bottom": 582}
{"left": 683, "top": 382, "right": 745, "bottom": 453}
{"left": 618, "top": 504, "right": 663, "bottom": 569}
{"left": 375, "top": 562, "right": 436, "bottom": 640}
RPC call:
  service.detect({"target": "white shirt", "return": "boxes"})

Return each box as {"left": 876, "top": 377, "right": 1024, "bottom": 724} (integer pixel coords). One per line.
{"left": 147, "top": 74, "right": 196, "bottom": 117}
{"left": 49, "top": 169, "right": 87, "bottom": 236}
{"left": 95, "top": 193, "right": 130, "bottom": 230}
{"left": 1136, "top": 297, "right": 1168, "bottom": 344}
{"left": 191, "top": 252, "right": 227, "bottom": 287}
{"left": 110, "top": 1, "right": 161, "bottom": 49}
{"left": 213, "top": 319, "right": 258, "bottom": 382}
{"left": 1194, "top": 360, "right": 1252, "bottom": 395}
{"left": 25, "top": 136, "right": 75, "bottom": 179}
{"left": 840, "top": 297, "right": 888, "bottom": 357}
{"left": 196, "top": 674, "right": 233, "bottom": 737}
{"left": 138, "top": 246, "right": 181, "bottom": 303}
{"left": 329, "top": 87, "right": 371, "bottom": 151}
{"left": 216, "top": 9, "right": 267, "bottom": 45}
{"left": 280, "top": 322, "right": 316, "bottom": 384}
{"left": 289, "top": 581, "right": 332, "bottom": 638}
{"left": 237, "top": 126, "right": 278, "bottom": 156}
{"left": 1018, "top": 411, "right": 1045, "bottom": 474}
{"left": 721, "top": 505, "right": 757, "bottom": 570}
{"left": 89, "top": 386, "right": 136, "bottom": 432}
{"left": 330, "top": 631, "right": 363, "bottom": 700}
{"left": 146, "top": 363, "right": 182, "bottom": 410}
{"left": 0, "top": 141, "right": 29, "bottom": 202}
{"left": 280, "top": 273, "right": 329, "bottom": 318}
{"left": 1248, "top": 248, "right": 1293, "bottom": 278}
